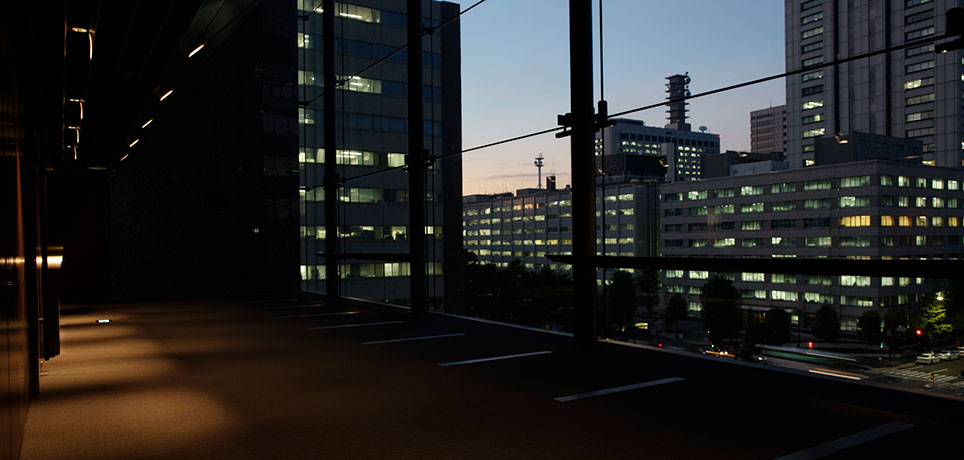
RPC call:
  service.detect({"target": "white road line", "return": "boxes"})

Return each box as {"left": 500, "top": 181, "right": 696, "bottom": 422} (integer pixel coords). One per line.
{"left": 252, "top": 304, "right": 322, "bottom": 310}
{"left": 774, "top": 422, "right": 913, "bottom": 460}
{"left": 279, "top": 311, "right": 359, "bottom": 318}
{"left": 437, "top": 351, "right": 552, "bottom": 367}
{"left": 554, "top": 377, "right": 685, "bottom": 402}
{"left": 363, "top": 333, "right": 465, "bottom": 345}
{"left": 307, "top": 321, "right": 404, "bottom": 330}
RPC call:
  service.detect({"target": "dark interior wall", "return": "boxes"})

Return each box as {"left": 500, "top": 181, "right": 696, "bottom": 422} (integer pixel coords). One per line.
{"left": 1, "top": 3, "right": 47, "bottom": 457}
{"left": 109, "top": 0, "right": 299, "bottom": 300}
{"left": 0, "top": 73, "right": 31, "bottom": 460}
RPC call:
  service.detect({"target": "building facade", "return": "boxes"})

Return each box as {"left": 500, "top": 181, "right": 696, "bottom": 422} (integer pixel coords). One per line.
{"left": 785, "top": 0, "right": 964, "bottom": 169}
{"left": 297, "top": 1, "right": 462, "bottom": 305}
{"left": 660, "top": 160, "right": 964, "bottom": 329}
{"left": 463, "top": 181, "right": 661, "bottom": 271}
{"left": 594, "top": 118, "right": 721, "bottom": 182}
{"left": 750, "top": 105, "right": 787, "bottom": 156}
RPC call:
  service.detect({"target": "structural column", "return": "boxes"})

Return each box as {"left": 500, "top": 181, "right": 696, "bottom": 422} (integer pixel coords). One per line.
{"left": 322, "top": 0, "right": 339, "bottom": 297}
{"left": 569, "top": 0, "right": 596, "bottom": 348}
{"left": 407, "top": 0, "right": 426, "bottom": 314}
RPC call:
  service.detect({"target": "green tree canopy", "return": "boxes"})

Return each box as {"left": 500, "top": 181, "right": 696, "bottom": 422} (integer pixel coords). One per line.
{"left": 699, "top": 275, "right": 742, "bottom": 346}
{"left": 914, "top": 289, "right": 952, "bottom": 340}
{"left": 812, "top": 304, "right": 840, "bottom": 343}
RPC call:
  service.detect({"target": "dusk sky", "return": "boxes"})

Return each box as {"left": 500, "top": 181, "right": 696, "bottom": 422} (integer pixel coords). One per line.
{"left": 458, "top": 0, "right": 787, "bottom": 195}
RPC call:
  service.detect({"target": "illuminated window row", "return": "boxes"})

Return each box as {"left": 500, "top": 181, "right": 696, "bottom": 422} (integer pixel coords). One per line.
{"left": 299, "top": 148, "right": 406, "bottom": 167}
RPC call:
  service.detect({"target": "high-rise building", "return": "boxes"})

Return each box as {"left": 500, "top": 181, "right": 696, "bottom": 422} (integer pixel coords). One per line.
{"left": 750, "top": 105, "right": 787, "bottom": 156}
{"left": 296, "top": 1, "right": 463, "bottom": 305}
{"left": 785, "top": 0, "right": 964, "bottom": 169}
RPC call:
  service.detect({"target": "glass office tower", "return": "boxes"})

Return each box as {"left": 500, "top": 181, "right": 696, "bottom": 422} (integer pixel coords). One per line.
{"left": 296, "top": 0, "right": 462, "bottom": 306}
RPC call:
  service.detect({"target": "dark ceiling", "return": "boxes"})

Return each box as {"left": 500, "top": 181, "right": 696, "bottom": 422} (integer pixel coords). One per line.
{"left": 16, "top": 0, "right": 262, "bottom": 171}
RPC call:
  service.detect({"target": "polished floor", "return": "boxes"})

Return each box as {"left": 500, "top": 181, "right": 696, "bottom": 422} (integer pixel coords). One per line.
{"left": 19, "top": 298, "right": 963, "bottom": 459}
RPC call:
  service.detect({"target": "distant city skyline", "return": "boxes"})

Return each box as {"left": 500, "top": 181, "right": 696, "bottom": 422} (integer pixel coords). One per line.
{"left": 459, "top": 0, "right": 786, "bottom": 195}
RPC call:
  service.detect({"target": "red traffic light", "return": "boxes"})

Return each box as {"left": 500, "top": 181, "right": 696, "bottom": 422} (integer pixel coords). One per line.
{"left": 657, "top": 343, "right": 663, "bottom": 348}
{"left": 915, "top": 329, "right": 923, "bottom": 336}
{"left": 807, "top": 341, "right": 813, "bottom": 349}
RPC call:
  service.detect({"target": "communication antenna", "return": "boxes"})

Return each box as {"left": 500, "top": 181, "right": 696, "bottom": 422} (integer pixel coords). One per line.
{"left": 534, "top": 152, "right": 545, "bottom": 189}
{"left": 699, "top": 125, "right": 708, "bottom": 133}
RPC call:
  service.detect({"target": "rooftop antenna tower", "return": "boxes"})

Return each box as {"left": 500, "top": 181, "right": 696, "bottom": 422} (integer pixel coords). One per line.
{"left": 534, "top": 152, "right": 545, "bottom": 189}
{"left": 665, "top": 72, "right": 691, "bottom": 131}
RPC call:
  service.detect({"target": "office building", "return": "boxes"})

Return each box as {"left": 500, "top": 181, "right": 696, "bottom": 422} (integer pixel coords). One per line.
{"left": 659, "top": 160, "right": 964, "bottom": 330}
{"left": 463, "top": 180, "right": 661, "bottom": 271}
{"left": 594, "top": 118, "right": 721, "bottom": 182}
{"left": 785, "top": 0, "right": 964, "bottom": 169}
{"left": 702, "top": 150, "right": 788, "bottom": 179}
{"left": 296, "top": 0, "right": 463, "bottom": 305}
{"left": 750, "top": 105, "right": 787, "bottom": 156}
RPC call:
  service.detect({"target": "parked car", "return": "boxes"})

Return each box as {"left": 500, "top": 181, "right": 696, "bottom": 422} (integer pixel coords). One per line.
{"left": 939, "top": 349, "right": 959, "bottom": 360}
{"left": 916, "top": 352, "right": 941, "bottom": 364}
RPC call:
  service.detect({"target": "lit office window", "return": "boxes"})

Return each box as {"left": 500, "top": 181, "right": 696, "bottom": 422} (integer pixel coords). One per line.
{"left": 839, "top": 215, "right": 871, "bottom": 227}
{"left": 741, "top": 202, "right": 764, "bottom": 213}
{"left": 741, "top": 272, "right": 765, "bottom": 282}
{"left": 740, "top": 185, "right": 763, "bottom": 196}
{"left": 689, "top": 270, "right": 709, "bottom": 280}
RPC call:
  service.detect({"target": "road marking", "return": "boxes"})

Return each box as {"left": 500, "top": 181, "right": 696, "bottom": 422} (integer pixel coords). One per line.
{"left": 363, "top": 332, "right": 465, "bottom": 345}
{"left": 307, "top": 321, "right": 404, "bottom": 330}
{"left": 438, "top": 351, "right": 552, "bottom": 367}
{"left": 252, "top": 304, "right": 322, "bottom": 310}
{"left": 554, "top": 377, "right": 685, "bottom": 402}
{"left": 809, "top": 368, "right": 866, "bottom": 381}
{"left": 774, "top": 422, "right": 912, "bottom": 460}
{"left": 279, "top": 311, "right": 359, "bottom": 318}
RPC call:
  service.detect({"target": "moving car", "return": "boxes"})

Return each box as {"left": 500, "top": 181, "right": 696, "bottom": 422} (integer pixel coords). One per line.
{"left": 916, "top": 352, "right": 941, "bottom": 364}
{"left": 938, "top": 349, "right": 959, "bottom": 361}
{"left": 698, "top": 344, "right": 734, "bottom": 358}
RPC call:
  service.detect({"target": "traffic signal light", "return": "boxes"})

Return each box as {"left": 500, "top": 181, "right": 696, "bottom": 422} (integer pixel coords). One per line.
{"left": 915, "top": 329, "right": 923, "bottom": 336}
{"left": 808, "top": 341, "right": 813, "bottom": 349}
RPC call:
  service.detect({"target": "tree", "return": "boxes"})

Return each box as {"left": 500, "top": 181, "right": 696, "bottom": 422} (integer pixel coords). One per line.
{"left": 699, "top": 275, "right": 742, "bottom": 346}
{"left": 665, "top": 293, "right": 687, "bottom": 332}
{"left": 606, "top": 270, "right": 638, "bottom": 335}
{"left": 812, "top": 304, "right": 840, "bottom": 343}
{"left": 762, "top": 309, "right": 792, "bottom": 345}
{"left": 856, "top": 310, "right": 882, "bottom": 345}
{"left": 635, "top": 268, "right": 661, "bottom": 315}
{"left": 914, "top": 289, "right": 952, "bottom": 341}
